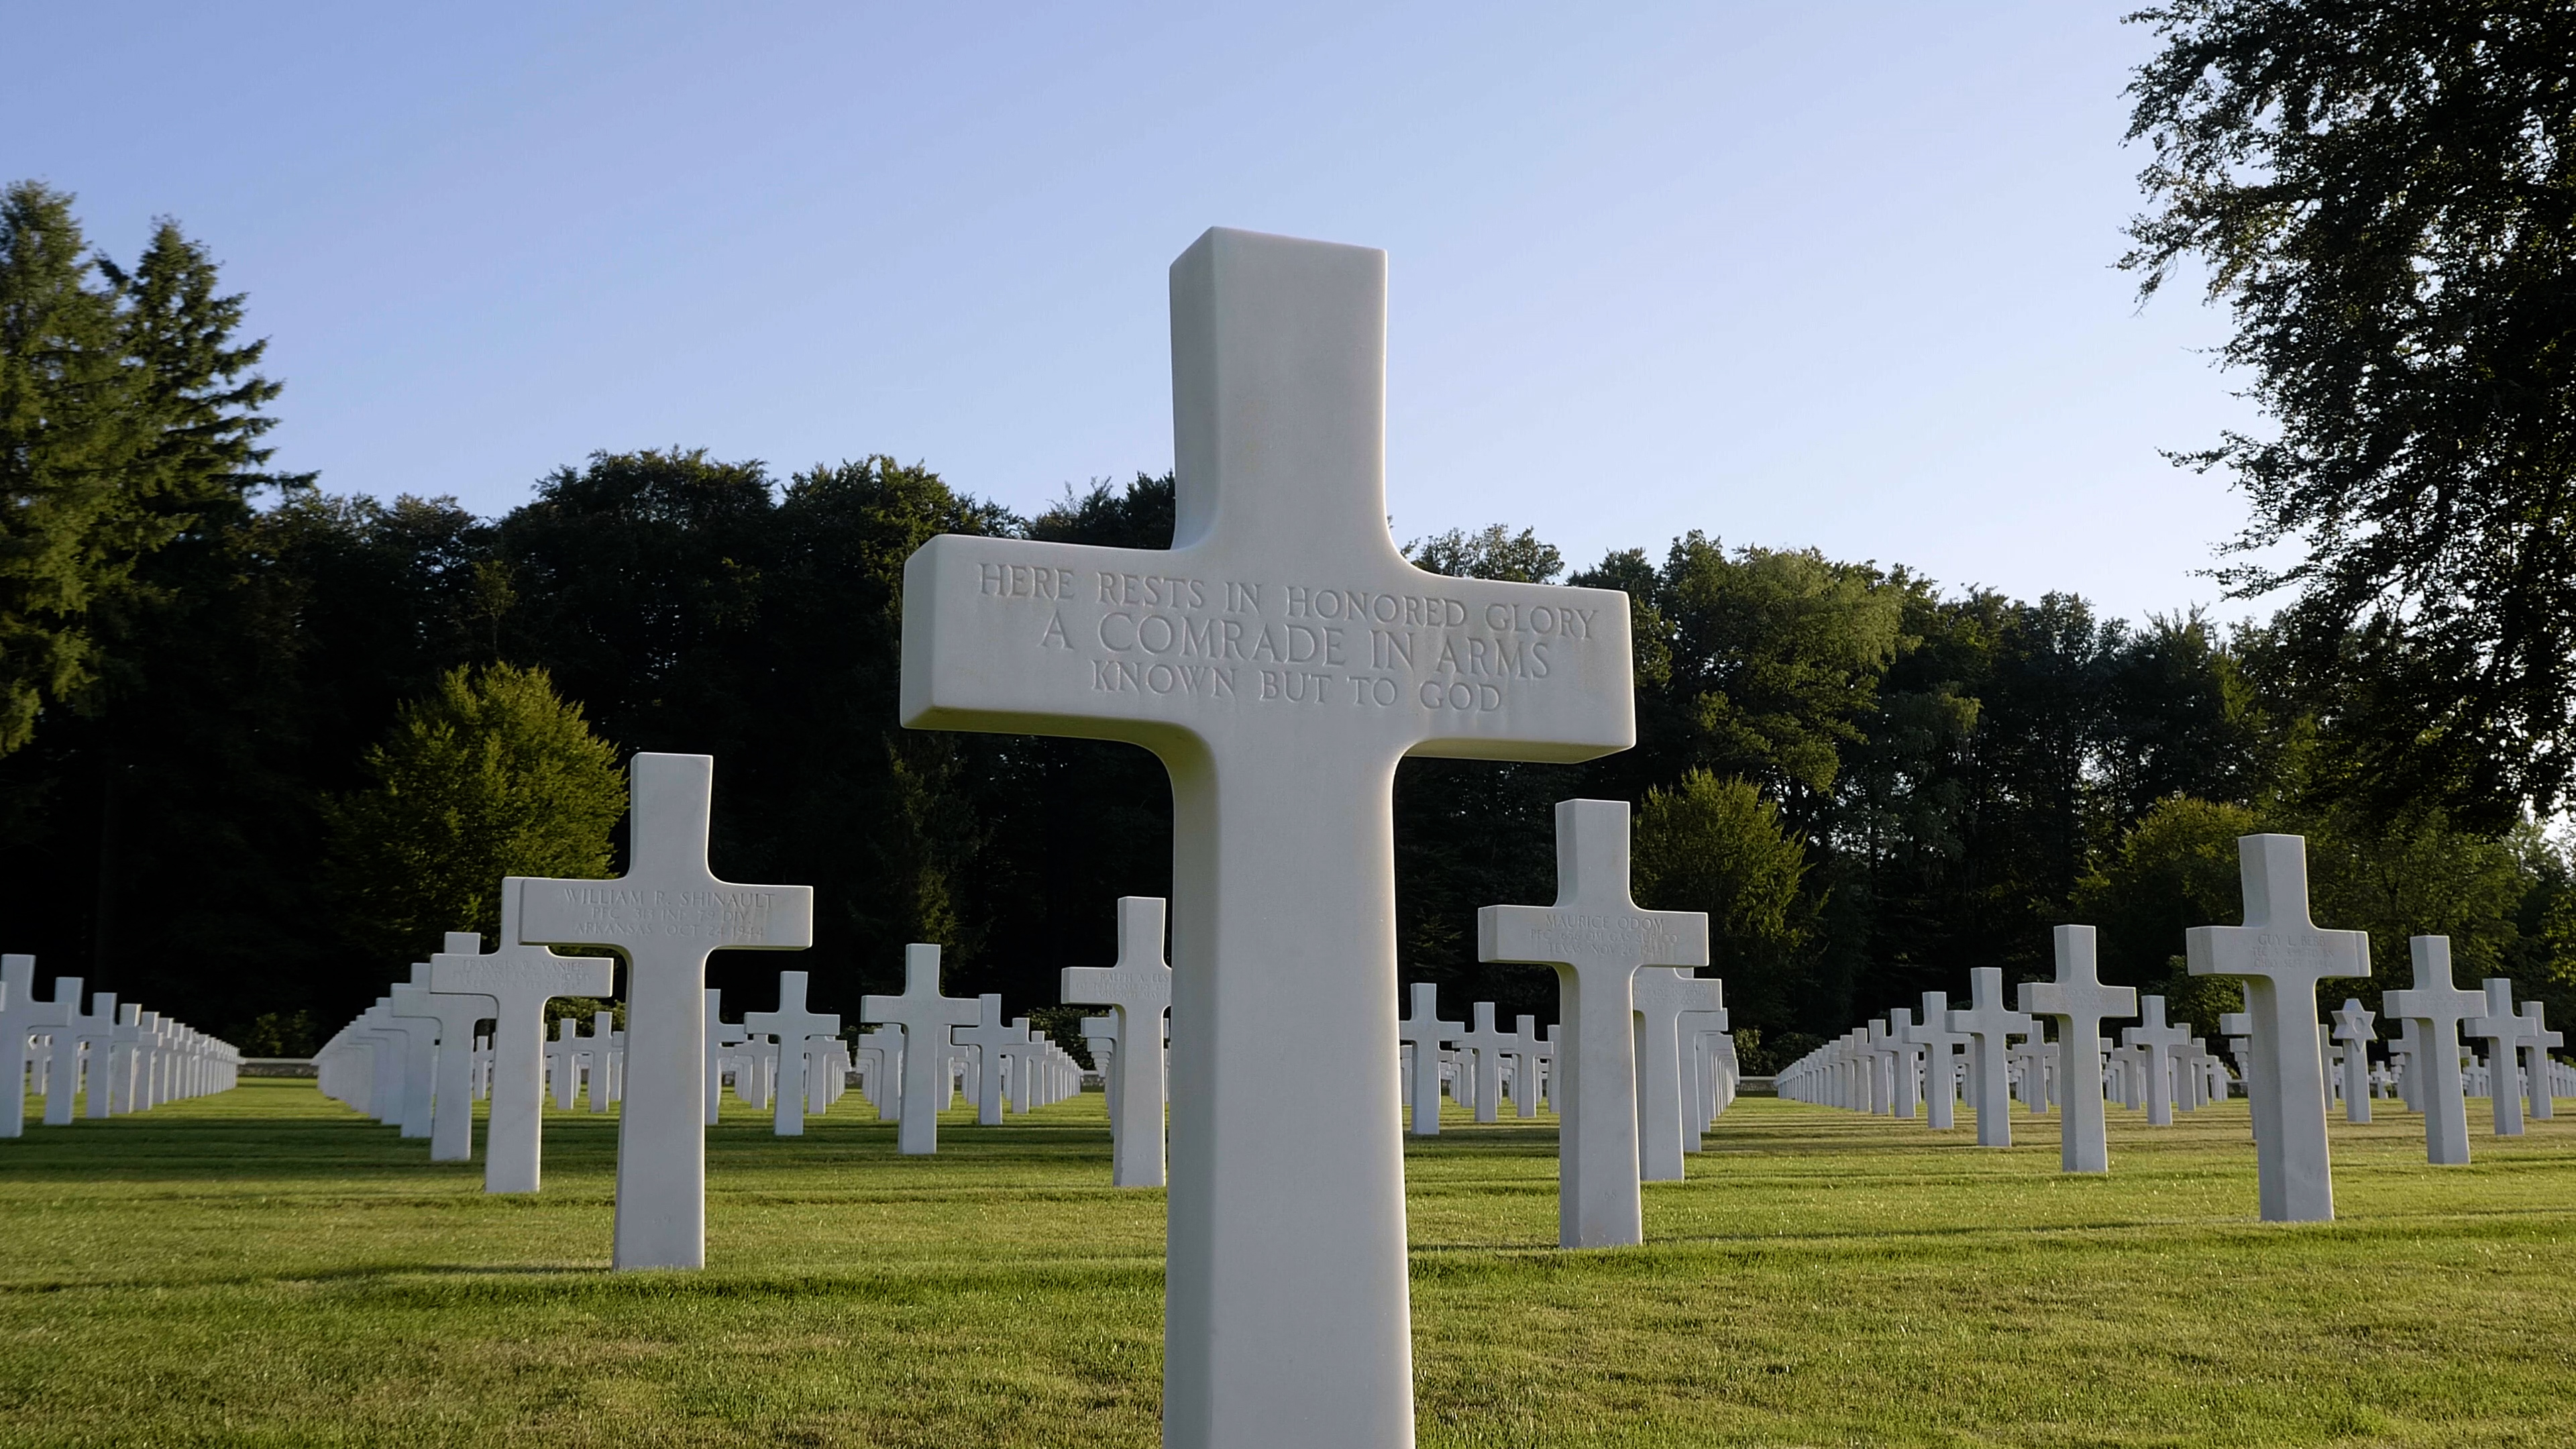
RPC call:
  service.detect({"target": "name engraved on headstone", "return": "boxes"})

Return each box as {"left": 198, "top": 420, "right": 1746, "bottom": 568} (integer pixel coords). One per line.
{"left": 535, "top": 887, "right": 788, "bottom": 943}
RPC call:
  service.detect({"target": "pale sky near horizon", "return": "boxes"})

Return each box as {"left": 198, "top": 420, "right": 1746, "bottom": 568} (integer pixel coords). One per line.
{"left": 7, "top": 3, "right": 2273, "bottom": 625}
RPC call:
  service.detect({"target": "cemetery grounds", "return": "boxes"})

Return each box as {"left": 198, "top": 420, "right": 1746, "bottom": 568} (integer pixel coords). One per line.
{"left": 2, "top": 1079, "right": 2571, "bottom": 1447}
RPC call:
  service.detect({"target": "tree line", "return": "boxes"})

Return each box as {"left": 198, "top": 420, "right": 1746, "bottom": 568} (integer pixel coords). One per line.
{"left": 5, "top": 1, "right": 2572, "bottom": 1064}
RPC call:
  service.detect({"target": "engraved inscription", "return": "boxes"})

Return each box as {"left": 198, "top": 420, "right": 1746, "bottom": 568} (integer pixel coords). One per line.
{"left": 541, "top": 887, "right": 787, "bottom": 945}
{"left": 975, "top": 559, "right": 1608, "bottom": 713}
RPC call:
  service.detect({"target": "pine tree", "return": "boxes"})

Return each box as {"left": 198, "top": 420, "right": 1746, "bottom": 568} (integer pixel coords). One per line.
{"left": 0, "top": 182, "right": 148, "bottom": 751}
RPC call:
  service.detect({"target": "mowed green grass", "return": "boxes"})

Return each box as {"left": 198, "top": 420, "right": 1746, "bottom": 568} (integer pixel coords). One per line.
{"left": 3, "top": 1079, "right": 2573, "bottom": 1448}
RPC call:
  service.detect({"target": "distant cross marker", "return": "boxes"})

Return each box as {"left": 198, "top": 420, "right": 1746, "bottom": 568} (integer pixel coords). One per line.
{"left": 2021, "top": 927, "right": 2137, "bottom": 1172}
{"left": 744, "top": 970, "right": 839, "bottom": 1136}
{"left": 861, "top": 944, "right": 981, "bottom": 1155}
{"left": 2467, "top": 979, "right": 2542, "bottom": 1138}
{"left": 1948, "top": 967, "right": 2034, "bottom": 1147}
{"left": 901, "top": 227, "right": 1633, "bottom": 1444}
{"left": 1633, "top": 967, "right": 1723, "bottom": 1176}
{"left": 516, "top": 753, "right": 814, "bottom": 1270}
{"left": 1060, "top": 896, "right": 1173, "bottom": 1185}
{"left": 1904, "top": 992, "right": 1970, "bottom": 1130}
{"left": 1483, "top": 799, "right": 1706, "bottom": 1248}
{"left": 2517, "top": 1002, "right": 2561, "bottom": 1122}
{"left": 432, "top": 892, "right": 613, "bottom": 1191}
{"left": 2123, "top": 995, "right": 2193, "bottom": 1128}
{"left": 2186, "top": 833, "right": 2369, "bottom": 1222}
{"left": 1396, "top": 983, "right": 1462, "bottom": 1137}
{"left": 1457, "top": 1001, "right": 1517, "bottom": 1127}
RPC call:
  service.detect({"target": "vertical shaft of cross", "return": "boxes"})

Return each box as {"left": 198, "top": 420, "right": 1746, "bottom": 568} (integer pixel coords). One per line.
{"left": 1162, "top": 749, "right": 1412, "bottom": 1444}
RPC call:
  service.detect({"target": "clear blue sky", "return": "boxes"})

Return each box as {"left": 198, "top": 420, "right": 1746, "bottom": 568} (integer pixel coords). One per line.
{"left": 7, "top": 2, "right": 2267, "bottom": 625}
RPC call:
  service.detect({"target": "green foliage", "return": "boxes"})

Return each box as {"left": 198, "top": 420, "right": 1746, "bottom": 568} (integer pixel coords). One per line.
{"left": 1633, "top": 771, "right": 1810, "bottom": 1024}
{"left": 2125, "top": 2, "right": 2576, "bottom": 822}
{"left": 323, "top": 663, "right": 625, "bottom": 959}
{"left": 1405, "top": 523, "right": 1564, "bottom": 584}
{"left": 238, "top": 1010, "right": 317, "bottom": 1057}
{"left": 0, "top": 183, "right": 145, "bottom": 750}
{"left": 2074, "top": 796, "right": 2261, "bottom": 987}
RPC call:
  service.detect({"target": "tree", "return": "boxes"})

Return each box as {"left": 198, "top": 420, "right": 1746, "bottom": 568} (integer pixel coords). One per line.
{"left": 1405, "top": 524, "right": 1564, "bottom": 584}
{"left": 0, "top": 182, "right": 146, "bottom": 752}
{"left": 323, "top": 663, "right": 625, "bottom": 959}
{"left": 2125, "top": 2, "right": 2576, "bottom": 823}
{"left": 1632, "top": 770, "right": 1812, "bottom": 1026}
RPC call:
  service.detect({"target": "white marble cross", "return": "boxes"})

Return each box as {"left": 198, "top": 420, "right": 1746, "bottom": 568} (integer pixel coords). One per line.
{"left": 386, "top": 974, "right": 443, "bottom": 1140}
{"left": 1904, "top": 991, "right": 1970, "bottom": 1130}
{"left": 2467, "top": 979, "right": 2541, "bottom": 1138}
{"left": 1634, "top": 967, "right": 1723, "bottom": 1177}
{"left": 1483, "top": 799, "right": 1706, "bottom": 1248}
{"left": 2328, "top": 999, "right": 2376, "bottom": 1125}
{"left": 1679, "top": 1006, "right": 1728, "bottom": 1144}
{"left": 2185, "top": 833, "right": 2369, "bottom": 1221}
{"left": 402, "top": 955, "right": 499, "bottom": 1162}
{"left": 1519, "top": 1012, "right": 1554, "bottom": 1121}
{"left": 1883, "top": 1009, "right": 1922, "bottom": 1120}
{"left": 861, "top": 1024, "right": 905, "bottom": 1123}
{"left": 1948, "top": 967, "right": 2033, "bottom": 1147}
{"left": 1396, "top": 983, "right": 1461, "bottom": 1138}
{"left": 0, "top": 955, "right": 52, "bottom": 1136}
{"left": 745, "top": 969, "right": 839, "bottom": 1137}
{"left": 64, "top": 987, "right": 117, "bottom": 1122}
{"left": 861, "top": 943, "right": 980, "bottom": 1155}
{"left": 2517, "top": 1002, "right": 2561, "bottom": 1122}
{"left": 1060, "top": 895, "right": 1172, "bottom": 1185}
{"left": 516, "top": 753, "right": 815, "bottom": 1270}
{"left": 902, "top": 229, "right": 1635, "bottom": 1444}
{"left": 702, "top": 989, "right": 743, "bottom": 1125}
{"left": 1457, "top": 1002, "right": 1516, "bottom": 1127}
{"left": 954, "top": 994, "right": 1026, "bottom": 1126}
{"left": 2123, "top": 995, "right": 2193, "bottom": 1128}
{"left": 2021, "top": 927, "right": 2137, "bottom": 1173}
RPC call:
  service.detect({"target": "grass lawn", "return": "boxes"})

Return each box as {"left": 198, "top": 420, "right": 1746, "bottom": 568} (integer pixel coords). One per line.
{"left": 2, "top": 1078, "right": 2572, "bottom": 1446}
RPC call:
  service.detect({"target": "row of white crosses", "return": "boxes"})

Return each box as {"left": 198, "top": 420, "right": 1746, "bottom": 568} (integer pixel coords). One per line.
{"left": 1777, "top": 834, "right": 2571, "bottom": 1224}
{"left": 1779, "top": 930, "right": 2153, "bottom": 1177}
{"left": 0, "top": 955, "right": 239, "bottom": 1133}
{"left": 1397, "top": 989, "right": 1554, "bottom": 1128}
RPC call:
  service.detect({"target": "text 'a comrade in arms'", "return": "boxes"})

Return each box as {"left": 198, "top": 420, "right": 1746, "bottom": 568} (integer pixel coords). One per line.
{"left": 982, "top": 561, "right": 1613, "bottom": 712}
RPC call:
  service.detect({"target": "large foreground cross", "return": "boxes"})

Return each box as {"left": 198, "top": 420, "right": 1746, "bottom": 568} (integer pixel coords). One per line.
{"left": 517, "top": 753, "right": 814, "bottom": 1269}
{"left": 2186, "top": 833, "right": 2368, "bottom": 1222}
{"left": 902, "top": 229, "right": 1634, "bottom": 1446}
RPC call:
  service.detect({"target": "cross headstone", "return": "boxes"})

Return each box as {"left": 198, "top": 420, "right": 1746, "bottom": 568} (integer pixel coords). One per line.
{"left": 64, "top": 988, "right": 117, "bottom": 1122}
{"left": 953, "top": 994, "right": 1026, "bottom": 1126}
{"left": 1483, "top": 799, "right": 1705, "bottom": 1249}
{"left": 744, "top": 969, "right": 840, "bottom": 1137}
{"left": 1633, "top": 967, "right": 1722, "bottom": 1179}
{"left": 515, "top": 753, "right": 815, "bottom": 1270}
{"left": 584, "top": 1011, "right": 616, "bottom": 1113}
{"left": 1061, "top": 895, "right": 1173, "bottom": 1185}
{"left": 1397, "top": 983, "right": 1461, "bottom": 1137}
{"left": 2466, "top": 979, "right": 2542, "bottom": 1138}
{"left": 1518, "top": 1012, "right": 1552, "bottom": 1121}
{"left": 386, "top": 974, "right": 444, "bottom": 1140}
{"left": 2185, "top": 833, "right": 2369, "bottom": 1222}
{"left": 2019, "top": 927, "right": 2137, "bottom": 1173}
{"left": 2517, "top": 1002, "right": 2561, "bottom": 1122}
{"left": 0, "top": 955, "right": 53, "bottom": 1136}
{"left": 861, "top": 1025, "right": 905, "bottom": 1122}
{"left": 1884, "top": 1008, "right": 1922, "bottom": 1120}
{"left": 2328, "top": 998, "right": 2376, "bottom": 1125}
{"left": 1456, "top": 1002, "right": 1516, "bottom": 1127}
{"left": 1678, "top": 1006, "right": 1728, "bottom": 1144}
{"left": 1904, "top": 992, "right": 1970, "bottom": 1130}
{"left": 902, "top": 230, "right": 1634, "bottom": 1438}
{"left": 861, "top": 943, "right": 981, "bottom": 1155}
{"left": 2123, "top": 995, "right": 2193, "bottom": 1128}
{"left": 400, "top": 952, "right": 500, "bottom": 1163}
{"left": 1948, "top": 967, "right": 2034, "bottom": 1147}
